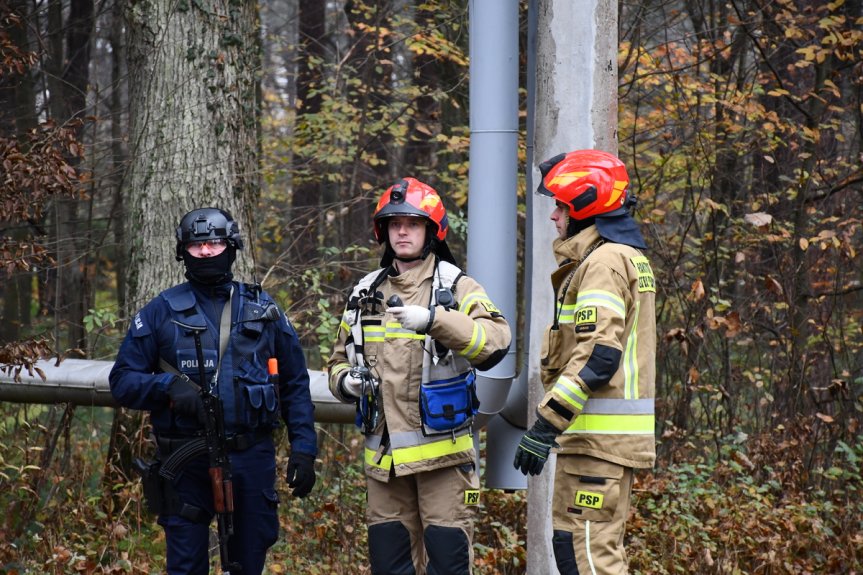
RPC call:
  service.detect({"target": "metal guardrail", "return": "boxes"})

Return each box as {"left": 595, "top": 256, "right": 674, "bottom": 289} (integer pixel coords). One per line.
{"left": 0, "top": 358, "right": 355, "bottom": 424}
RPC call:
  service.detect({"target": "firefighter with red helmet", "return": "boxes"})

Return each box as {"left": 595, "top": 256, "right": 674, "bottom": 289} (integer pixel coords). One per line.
{"left": 514, "top": 150, "right": 657, "bottom": 574}
{"left": 328, "top": 178, "right": 511, "bottom": 574}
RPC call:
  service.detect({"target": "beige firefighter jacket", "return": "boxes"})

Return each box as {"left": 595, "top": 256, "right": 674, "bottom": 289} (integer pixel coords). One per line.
{"left": 537, "top": 225, "right": 657, "bottom": 469}
{"left": 328, "top": 254, "right": 511, "bottom": 481}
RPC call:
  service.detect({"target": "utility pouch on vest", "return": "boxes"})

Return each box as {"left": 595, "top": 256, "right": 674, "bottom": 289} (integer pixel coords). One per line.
{"left": 133, "top": 457, "right": 209, "bottom": 522}
{"left": 419, "top": 371, "right": 478, "bottom": 435}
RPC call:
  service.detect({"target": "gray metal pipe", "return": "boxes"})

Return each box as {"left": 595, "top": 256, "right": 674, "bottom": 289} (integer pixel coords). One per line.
{"left": 482, "top": 0, "right": 541, "bottom": 492}
{"left": 467, "top": 0, "right": 519, "bottom": 425}
{"left": 466, "top": 0, "right": 523, "bottom": 490}
{"left": 0, "top": 359, "right": 355, "bottom": 424}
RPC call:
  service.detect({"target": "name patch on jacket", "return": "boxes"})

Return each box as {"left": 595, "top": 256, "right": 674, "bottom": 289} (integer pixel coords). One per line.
{"left": 177, "top": 349, "right": 218, "bottom": 377}
{"left": 574, "top": 490, "right": 604, "bottom": 509}
{"left": 574, "top": 306, "right": 597, "bottom": 333}
{"left": 631, "top": 256, "right": 656, "bottom": 293}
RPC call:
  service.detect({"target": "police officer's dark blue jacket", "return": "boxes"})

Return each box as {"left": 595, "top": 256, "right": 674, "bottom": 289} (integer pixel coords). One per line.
{"left": 110, "top": 280, "right": 317, "bottom": 457}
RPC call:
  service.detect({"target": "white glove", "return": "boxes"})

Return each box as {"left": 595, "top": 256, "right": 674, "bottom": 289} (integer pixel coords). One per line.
{"left": 340, "top": 372, "right": 364, "bottom": 399}
{"left": 389, "top": 305, "right": 431, "bottom": 333}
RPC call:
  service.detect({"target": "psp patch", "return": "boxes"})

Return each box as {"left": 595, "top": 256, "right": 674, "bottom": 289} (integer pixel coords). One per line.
{"left": 574, "top": 490, "right": 604, "bottom": 509}
{"left": 480, "top": 300, "right": 502, "bottom": 315}
{"left": 574, "top": 306, "right": 597, "bottom": 333}
{"left": 464, "top": 490, "right": 481, "bottom": 505}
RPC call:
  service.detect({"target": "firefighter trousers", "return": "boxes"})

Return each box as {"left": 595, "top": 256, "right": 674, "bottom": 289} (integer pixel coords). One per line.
{"left": 366, "top": 463, "right": 479, "bottom": 575}
{"left": 551, "top": 454, "right": 634, "bottom": 575}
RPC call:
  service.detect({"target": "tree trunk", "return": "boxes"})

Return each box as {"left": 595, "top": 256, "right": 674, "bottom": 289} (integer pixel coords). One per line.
{"left": 109, "top": 0, "right": 129, "bottom": 313}
{"left": 288, "top": 0, "right": 326, "bottom": 278}
{"left": 0, "top": 0, "right": 37, "bottom": 343}
{"left": 124, "top": 0, "right": 262, "bottom": 310}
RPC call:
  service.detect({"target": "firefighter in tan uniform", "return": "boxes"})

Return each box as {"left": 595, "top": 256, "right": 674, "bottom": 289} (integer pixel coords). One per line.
{"left": 514, "top": 150, "right": 656, "bottom": 574}
{"left": 328, "top": 178, "right": 511, "bottom": 575}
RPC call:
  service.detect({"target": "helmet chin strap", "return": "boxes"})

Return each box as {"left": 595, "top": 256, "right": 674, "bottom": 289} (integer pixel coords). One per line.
{"left": 393, "top": 254, "right": 424, "bottom": 263}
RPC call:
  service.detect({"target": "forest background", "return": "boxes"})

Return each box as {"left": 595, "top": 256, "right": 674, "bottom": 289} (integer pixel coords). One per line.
{"left": 0, "top": 0, "right": 862, "bottom": 573}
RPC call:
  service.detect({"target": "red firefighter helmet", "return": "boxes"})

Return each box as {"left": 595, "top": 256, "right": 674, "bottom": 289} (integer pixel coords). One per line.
{"left": 537, "top": 149, "right": 632, "bottom": 220}
{"left": 373, "top": 178, "right": 449, "bottom": 243}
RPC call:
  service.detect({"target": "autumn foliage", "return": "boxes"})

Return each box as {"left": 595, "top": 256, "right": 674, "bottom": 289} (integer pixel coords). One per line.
{"left": 0, "top": 0, "right": 862, "bottom": 573}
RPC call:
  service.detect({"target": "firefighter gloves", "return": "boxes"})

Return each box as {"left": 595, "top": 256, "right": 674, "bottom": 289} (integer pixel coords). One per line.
{"left": 340, "top": 371, "right": 365, "bottom": 399}
{"left": 389, "top": 305, "right": 431, "bottom": 333}
{"left": 286, "top": 452, "right": 317, "bottom": 498}
{"left": 513, "top": 414, "right": 561, "bottom": 476}
{"left": 167, "top": 376, "right": 206, "bottom": 424}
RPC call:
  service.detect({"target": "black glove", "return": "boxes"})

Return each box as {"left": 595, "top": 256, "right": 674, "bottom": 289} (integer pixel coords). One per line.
{"left": 513, "top": 414, "right": 560, "bottom": 476}
{"left": 168, "top": 376, "right": 205, "bottom": 424}
{"left": 286, "top": 452, "right": 316, "bottom": 498}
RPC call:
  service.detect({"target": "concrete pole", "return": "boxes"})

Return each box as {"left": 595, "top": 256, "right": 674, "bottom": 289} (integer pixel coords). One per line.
{"left": 527, "top": 0, "right": 619, "bottom": 572}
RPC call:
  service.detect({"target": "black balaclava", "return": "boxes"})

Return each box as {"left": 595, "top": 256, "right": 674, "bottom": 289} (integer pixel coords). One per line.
{"left": 566, "top": 215, "right": 595, "bottom": 238}
{"left": 182, "top": 246, "right": 236, "bottom": 286}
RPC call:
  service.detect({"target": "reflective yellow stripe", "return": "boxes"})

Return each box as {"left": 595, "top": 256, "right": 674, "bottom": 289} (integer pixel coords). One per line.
{"left": 459, "top": 323, "right": 486, "bottom": 360}
{"left": 553, "top": 376, "right": 588, "bottom": 410}
{"left": 557, "top": 302, "right": 577, "bottom": 324}
{"left": 364, "top": 447, "right": 393, "bottom": 470}
{"left": 340, "top": 320, "right": 350, "bottom": 333}
{"left": 565, "top": 414, "right": 654, "bottom": 434}
{"left": 331, "top": 362, "right": 351, "bottom": 375}
{"left": 575, "top": 290, "right": 625, "bottom": 318}
{"left": 459, "top": 292, "right": 493, "bottom": 314}
{"left": 392, "top": 433, "right": 474, "bottom": 465}
{"left": 363, "top": 325, "right": 385, "bottom": 342}
{"left": 384, "top": 322, "right": 425, "bottom": 340}
{"left": 624, "top": 302, "right": 639, "bottom": 399}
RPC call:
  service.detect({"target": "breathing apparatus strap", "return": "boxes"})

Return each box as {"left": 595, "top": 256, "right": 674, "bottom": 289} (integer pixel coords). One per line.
{"left": 351, "top": 266, "right": 391, "bottom": 370}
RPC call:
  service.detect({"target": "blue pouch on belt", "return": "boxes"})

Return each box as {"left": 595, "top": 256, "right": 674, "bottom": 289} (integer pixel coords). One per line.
{"left": 419, "top": 371, "right": 478, "bottom": 434}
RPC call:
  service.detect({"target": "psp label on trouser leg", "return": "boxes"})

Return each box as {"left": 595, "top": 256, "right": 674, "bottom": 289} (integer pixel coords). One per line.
{"left": 574, "top": 490, "right": 603, "bottom": 509}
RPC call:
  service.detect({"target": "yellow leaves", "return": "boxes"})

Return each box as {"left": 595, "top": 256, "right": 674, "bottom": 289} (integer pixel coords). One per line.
{"left": 731, "top": 450, "right": 755, "bottom": 470}
{"left": 688, "top": 367, "right": 700, "bottom": 385}
{"left": 815, "top": 412, "right": 834, "bottom": 424}
{"left": 764, "top": 276, "right": 784, "bottom": 297}
{"left": 407, "top": 30, "right": 468, "bottom": 66}
{"left": 690, "top": 278, "right": 706, "bottom": 301}
{"left": 800, "top": 126, "right": 820, "bottom": 143}
{"left": 784, "top": 25, "right": 804, "bottom": 40}
{"left": 702, "top": 198, "right": 729, "bottom": 215}
{"left": 705, "top": 308, "right": 744, "bottom": 338}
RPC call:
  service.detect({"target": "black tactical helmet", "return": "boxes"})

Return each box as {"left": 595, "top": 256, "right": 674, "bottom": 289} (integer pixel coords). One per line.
{"left": 175, "top": 207, "right": 244, "bottom": 261}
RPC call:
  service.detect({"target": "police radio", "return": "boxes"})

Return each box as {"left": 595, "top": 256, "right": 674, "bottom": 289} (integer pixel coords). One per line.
{"left": 237, "top": 283, "right": 281, "bottom": 336}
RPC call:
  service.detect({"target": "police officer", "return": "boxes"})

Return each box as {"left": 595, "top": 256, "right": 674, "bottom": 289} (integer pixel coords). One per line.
{"left": 327, "top": 178, "right": 511, "bottom": 575}
{"left": 513, "top": 150, "right": 657, "bottom": 574}
{"left": 110, "top": 207, "right": 317, "bottom": 575}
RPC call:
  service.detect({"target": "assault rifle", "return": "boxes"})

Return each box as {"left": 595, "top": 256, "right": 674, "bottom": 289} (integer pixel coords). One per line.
{"left": 170, "top": 319, "right": 242, "bottom": 574}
